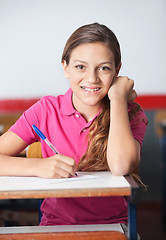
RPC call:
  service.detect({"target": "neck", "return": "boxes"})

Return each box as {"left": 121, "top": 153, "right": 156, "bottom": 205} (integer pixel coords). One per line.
{"left": 72, "top": 93, "right": 104, "bottom": 122}
{"left": 74, "top": 102, "right": 102, "bottom": 122}
{"left": 81, "top": 107, "right": 100, "bottom": 122}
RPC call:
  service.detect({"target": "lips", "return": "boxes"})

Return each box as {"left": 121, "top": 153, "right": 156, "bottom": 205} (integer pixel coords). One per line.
{"left": 81, "top": 86, "right": 101, "bottom": 92}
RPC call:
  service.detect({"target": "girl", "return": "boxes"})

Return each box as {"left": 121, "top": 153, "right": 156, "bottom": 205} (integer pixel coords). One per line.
{"left": 0, "top": 23, "right": 147, "bottom": 225}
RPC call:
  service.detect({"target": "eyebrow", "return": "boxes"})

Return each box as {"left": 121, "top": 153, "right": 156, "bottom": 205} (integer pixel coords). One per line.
{"left": 99, "top": 61, "right": 113, "bottom": 66}
{"left": 73, "top": 60, "right": 87, "bottom": 64}
{"left": 73, "top": 60, "right": 113, "bottom": 65}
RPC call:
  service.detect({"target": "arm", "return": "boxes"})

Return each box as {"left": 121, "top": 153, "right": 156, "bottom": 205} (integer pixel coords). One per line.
{"left": 107, "top": 76, "right": 140, "bottom": 176}
{"left": 0, "top": 131, "right": 76, "bottom": 178}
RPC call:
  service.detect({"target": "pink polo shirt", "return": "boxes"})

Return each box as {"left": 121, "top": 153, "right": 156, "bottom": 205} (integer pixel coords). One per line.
{"left": 10, "top": 88, "right": 147, "bottom": 226}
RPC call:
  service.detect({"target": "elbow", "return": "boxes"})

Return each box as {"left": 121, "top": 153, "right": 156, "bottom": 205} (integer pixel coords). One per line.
{"left": 110, "top": 166, "right": 131, "bottom": 176}
{"left": 108, "top": 156, "right": 139, "bottom": 176}
{"left": 109, "top": 164, "right": 130, "bottom": 176}
{"left": 107, "top": 143, "right": 140, "bottom": 176}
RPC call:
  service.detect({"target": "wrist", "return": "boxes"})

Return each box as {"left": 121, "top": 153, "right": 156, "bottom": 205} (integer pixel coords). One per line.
{"left": 25, "top": 158, "right": 41, "bottom": 177}
{"left": 110, "top": 97, "right": 128, "bottom": 106}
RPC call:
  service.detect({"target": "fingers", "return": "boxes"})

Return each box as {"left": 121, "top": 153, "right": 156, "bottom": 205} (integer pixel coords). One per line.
{"left": 120, "top": 76, "right": 134, "bottom": 90}
{"left": 45, "top": 154, "right": 77, "bottom": 179}
{"left": 108, "top": 76, "right": 136, "bottom": 102}
{"left": 54, "top": 154, "right": 76, "bottom": 176}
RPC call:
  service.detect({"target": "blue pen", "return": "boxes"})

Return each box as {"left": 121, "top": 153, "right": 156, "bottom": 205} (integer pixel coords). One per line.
{"left": 32, "top": 125, "right": 77, "bottom": 176}
{"left": 32, "top": 125, "right": 59, "bottom": 154}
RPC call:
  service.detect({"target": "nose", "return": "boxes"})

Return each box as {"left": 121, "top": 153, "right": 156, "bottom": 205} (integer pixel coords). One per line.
{"left": 86, "top": 68, "right": 98, "bottom": 83}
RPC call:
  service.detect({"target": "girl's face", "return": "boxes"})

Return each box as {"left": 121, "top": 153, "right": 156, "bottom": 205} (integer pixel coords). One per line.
{"left": 62, "top": 42, "right": 119, "bottom": 114}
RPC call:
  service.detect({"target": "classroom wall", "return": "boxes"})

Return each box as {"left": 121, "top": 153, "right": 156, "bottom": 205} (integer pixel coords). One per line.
{"left": 0, "top": 0, "right": 166, "bottom": 99}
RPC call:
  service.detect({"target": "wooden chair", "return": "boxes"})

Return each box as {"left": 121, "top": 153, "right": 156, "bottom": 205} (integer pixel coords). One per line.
{"left": 26, "top": 142, "right": 43, "bottom": 159}
{"left": 25, "top": 142, "right": 128, "bottom": 240}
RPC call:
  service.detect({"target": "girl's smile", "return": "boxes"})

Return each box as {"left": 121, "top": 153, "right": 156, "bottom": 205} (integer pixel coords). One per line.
{"left": 62, "top": 42, "right": 118, "bottom": 121}
{"left": 81, "top": 86, "right": 101, "bottom": 94}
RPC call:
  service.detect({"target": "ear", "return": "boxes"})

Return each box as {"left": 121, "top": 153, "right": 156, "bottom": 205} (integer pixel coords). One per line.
{"left": 116, "top": 63, "right": 122, "bottom": 76}
{"left": 62, "top": 60, "right": 70, "bottom": 79}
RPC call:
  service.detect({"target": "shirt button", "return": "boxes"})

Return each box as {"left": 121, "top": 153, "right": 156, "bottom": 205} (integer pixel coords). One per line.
{"left": 82, "top": 128, "right": 86, "bottom": 132}
{"left": 75, "top": 114, "right": 79, "bottom": 118}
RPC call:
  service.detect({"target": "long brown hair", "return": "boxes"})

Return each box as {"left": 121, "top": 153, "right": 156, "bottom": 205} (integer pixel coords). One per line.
{"left": 62, "top": 23, "right": 141, "bottom": 172}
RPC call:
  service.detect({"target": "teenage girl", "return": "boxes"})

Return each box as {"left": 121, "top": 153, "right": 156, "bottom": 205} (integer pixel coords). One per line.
{"left": 0, "top": 23, "right": 147, "bottom": 225}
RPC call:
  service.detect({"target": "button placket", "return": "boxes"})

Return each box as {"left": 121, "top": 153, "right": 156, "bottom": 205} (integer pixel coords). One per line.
{"left": 75, "top": 113, "right": 80, "bottom": 118}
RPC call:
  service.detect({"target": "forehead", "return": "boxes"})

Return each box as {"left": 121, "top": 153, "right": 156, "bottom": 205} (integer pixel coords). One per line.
{"left": 69, "top": 42, "right": 115, "bottom": 63}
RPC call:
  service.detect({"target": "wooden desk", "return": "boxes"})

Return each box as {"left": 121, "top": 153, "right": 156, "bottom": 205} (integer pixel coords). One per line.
{"left": 0, "top": 172, "right": 139, "bottom": 240}
{"left": 0, "top": 225, "right": 127, "bottom": 240}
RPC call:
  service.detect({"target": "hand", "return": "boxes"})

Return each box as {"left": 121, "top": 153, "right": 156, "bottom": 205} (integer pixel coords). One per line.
{"left": 36, "top": 154, "right": 77, "bottom": 179}
{"left": 128, "top": 89, "right": 137, "bottom": 103}
{"left": 108, "top": 76, "right": 137, "bottom": 103}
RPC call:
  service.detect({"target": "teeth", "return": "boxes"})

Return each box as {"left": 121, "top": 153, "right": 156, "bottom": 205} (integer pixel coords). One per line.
{"left": 81, "top": 87, "right": 100, "bottom": 92}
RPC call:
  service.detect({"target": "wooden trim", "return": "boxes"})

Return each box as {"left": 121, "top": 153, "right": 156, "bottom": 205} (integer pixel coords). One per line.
{"left": 0, "top": 187, "right": 131, "bottom": 200}
{"left": 0, "top": 231, "right": 127, "bottom": 240}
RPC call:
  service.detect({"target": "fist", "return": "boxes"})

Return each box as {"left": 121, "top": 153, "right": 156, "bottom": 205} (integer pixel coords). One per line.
{"left": 108, "top": 76, "right": 137, "bottom": 102}
{"left": 36, "top": 154, "right": 77, "bottom": 179}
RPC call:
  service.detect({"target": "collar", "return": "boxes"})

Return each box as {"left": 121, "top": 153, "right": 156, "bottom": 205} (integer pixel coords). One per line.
{"left": 60, "top": 88, "right": 76, "bottom": 116}
{"left": 60, "top": 88, "right": 103, "bottom": 123}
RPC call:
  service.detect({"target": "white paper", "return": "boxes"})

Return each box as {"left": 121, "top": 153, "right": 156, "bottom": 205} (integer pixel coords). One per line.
{"left": 0, "top": 172, "right": 130, "bottom": 192}
{"left": 0, "top": 173, "right": 99, "bottom": 185}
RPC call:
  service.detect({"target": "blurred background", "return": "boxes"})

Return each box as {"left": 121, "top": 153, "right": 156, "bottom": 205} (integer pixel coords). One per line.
{"left": 0, "top": 0, "right": 166, "bottom": 239}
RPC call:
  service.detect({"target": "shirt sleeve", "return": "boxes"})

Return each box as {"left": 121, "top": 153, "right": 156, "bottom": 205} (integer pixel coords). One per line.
{"left": 9, "top": 98, "right": 45, "bottom": 145}
{"left": 130, "top": 108, "right": 148, "bottom": 149}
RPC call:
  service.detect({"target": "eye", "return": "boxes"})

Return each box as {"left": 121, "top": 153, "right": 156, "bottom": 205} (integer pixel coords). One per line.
{"left": 99, "top": 66, "right": 111, "bottom": 71}
{"left": 75, "top": 65, "right": 85, "bottom": 70}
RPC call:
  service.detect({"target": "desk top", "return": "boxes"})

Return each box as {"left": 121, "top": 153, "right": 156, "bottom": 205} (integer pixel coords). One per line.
{"left": 0, "top": 171, "right": 138, "bottom": 200}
